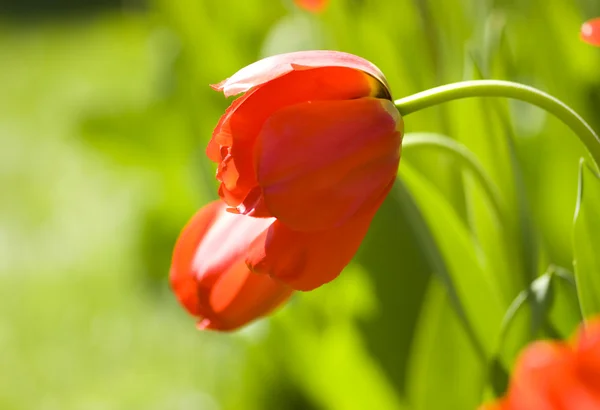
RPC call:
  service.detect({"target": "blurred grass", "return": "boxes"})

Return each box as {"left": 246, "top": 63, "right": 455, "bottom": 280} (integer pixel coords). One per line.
{"left": 0, "top": 14, "right": 250, "bottom": 410}
{"left": 1, "top": 0, "right": 600, "bottom": 409}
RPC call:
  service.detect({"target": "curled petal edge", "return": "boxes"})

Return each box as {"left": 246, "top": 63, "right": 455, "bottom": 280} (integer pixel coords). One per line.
{"left": 212, "top": 50, "right": 390, "bottom": 98}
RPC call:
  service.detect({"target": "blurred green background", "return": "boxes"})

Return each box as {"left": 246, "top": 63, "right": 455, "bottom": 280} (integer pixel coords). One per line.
{"left": 2, "top": 0, "right": 600, "bottom": 409}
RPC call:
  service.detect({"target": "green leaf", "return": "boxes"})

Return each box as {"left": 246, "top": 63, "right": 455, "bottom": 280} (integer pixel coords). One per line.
{"left": 354, "top": 186, "right": 433, "bottom": 396}
{"left": 270, "top": 265, "right": 409, "bottom": 410}
{"left": 400, "top": 163, "right": 504, "bottom": 355}
{"left": 406, "top": 279, "right": 485, "bottom": 410}
{"left": 547, "top": 267, "right": 582, "bottom": 337}
{"left": 573, "top": 160, "right": 600, "bottom": 318}
{"left": 492, "top": 272, "right": 554, "bottom": 378}
{"left": 487, "top": 265, "right": 582, "bottom": 399}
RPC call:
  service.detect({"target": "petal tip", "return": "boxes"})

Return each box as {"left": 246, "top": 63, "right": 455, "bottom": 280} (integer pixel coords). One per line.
{"left": 197, "top": 318, "right": 212, "bottom": 330}
{"left": 210, "top": 80, "right": 227, "bottom": 92}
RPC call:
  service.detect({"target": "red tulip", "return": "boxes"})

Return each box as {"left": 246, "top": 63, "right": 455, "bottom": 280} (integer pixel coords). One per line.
{"left": 170, "top": 201, "right": 293, "bottom": 331}
{"left": 170, "top": 197, "right": 388, "bottom": 329}
{"left": 581, "top": 18, "right": 600, "bottom": 46}
{"left": 205, "top": 50, "right": 402, "bottom": 291}
{"left": 208, "top": 50, "right": 401, "bottom": 232}
{"left": 171, "top": 51, "right": 401, "bottom": 328}
{"left": 479, "top": 318, "right": 600, "bottom": 410}
{"left": 293, "top": 0, "right": 329, "bottom": 13}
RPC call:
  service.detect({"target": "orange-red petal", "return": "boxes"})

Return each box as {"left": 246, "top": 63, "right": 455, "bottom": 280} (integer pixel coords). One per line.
{"left": 209, "top": 66, "right": 386, "bottom": 214}
{"left": 255, "top": 97, "right": 402, "bottom": 231}
{"left": 245, "top": 191, "right": 387, "bottom": 291}
{"left": 170, "top": 201, "right": 292, "bottom": 331}
{"left": 480, "top": 317, "right": 600, "bottom": 409}
{"left": 574, "top": 318, "right": 600, "bottom": 391}
{"left": 170, "top": 200, "right": 222, "bottom": 318}
{"left": 212, "top": 50, "right": 390, "bottom": 98}
{"left": 200, "top": 259, "right": 293, "bottom": 331}
{"left": 507, "top": 341, "right": 576, "bottom": 410}
{"left": 581, "top": 18, "right": 600, "bottom": 46}
{"left": 477, "top": 400, "right": 509, "bottom": 410}
{"left": 294, "top": 0, "right": 328, "bottom": 13}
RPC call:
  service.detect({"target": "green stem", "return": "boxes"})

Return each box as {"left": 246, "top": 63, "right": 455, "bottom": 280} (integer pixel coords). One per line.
{"left": 402, "top": 133, "right": 508, "bottom": 224}
{"left": 395, "top": 80, "right": 600, "bottom": 170}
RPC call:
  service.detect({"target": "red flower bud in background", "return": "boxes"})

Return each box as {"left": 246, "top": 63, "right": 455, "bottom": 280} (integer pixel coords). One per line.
{"left": 170, "top": 201, "right": 293, "bottom": 331}
{"left": 479, "top": 318, "right": 600, "bottom": 410}
{"left": 293, "top": 0, "right": 329, "bottom": 13}
{"left": 170, "top": 197, "right": 383, "bottom": 329}
{"left": 581, "top": 18, "right": 600, "bottom": 46}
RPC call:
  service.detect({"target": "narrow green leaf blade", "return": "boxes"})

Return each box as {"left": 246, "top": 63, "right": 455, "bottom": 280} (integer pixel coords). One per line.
{"left": 573, "top": 160, "right": 600, "bottom": 318}
{"left": 400, "top": 163, "right": 504, "bottom": 355}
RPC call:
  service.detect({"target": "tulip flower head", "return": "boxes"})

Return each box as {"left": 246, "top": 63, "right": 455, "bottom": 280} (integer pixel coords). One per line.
{"left": 171, "top": 51, "right": 402, "bottom": 330}
{"left": 479, "top": 317, "right": 600, "bottom": 410}
{"left": 209, "top": 50, "right": 402, "bottom": 278}
{"left": 581, "top": 18, "right": 600, "bottom": 46}
{"left": 170, "top": 201, "right": 293, "bottom": 331}
{"left": 208, "top": 50, "right": 402, "bottom": 231}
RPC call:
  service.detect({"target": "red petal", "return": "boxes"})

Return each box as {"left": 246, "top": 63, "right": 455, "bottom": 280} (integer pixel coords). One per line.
{"left": 246, "top": 191, "right": 387, "bottom": 291}
{"left": 294, "top": 0, "right": 328, "bottom": 13}
{"left": 170, "top": 201, "right": 292, "bottom": 331}
{"left": 212, "top": 50, "right": 390, "bottom": 98}
{"left": 505, "top": 341, "right": 575, "bottom": 410}
{"left": 209, "top": 66, "right": 384, "bottom": 213}
{"left": 170, "top": 201, "right": 222, "bottom": 318}
{"left": 255, "top": 98, "right": 402, "bottom": 232}
{"left": 206, "top": 90, "right": 255, "bottom": 163}
{"left": 480, "top": 318, "right": 600, "bottom": 410}
{"left": 581, "top": 18, "right": 600, "bottom": 46}
{"left": 477, "top": 400, "right": 509, "bottom": 410}
{"left": 574, "top": 318, "right": 600, "bottom": 391}
{"left": 201, "top": 260, "right": 293, "bottom": 330}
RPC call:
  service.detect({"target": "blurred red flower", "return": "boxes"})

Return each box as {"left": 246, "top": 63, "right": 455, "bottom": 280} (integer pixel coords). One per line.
{"left": 581, "top": 18, "right": 600, "bottom": 46}
{"left": 293, "top": 0, "right": 329, "bottom": 13}
{"left": 479, "top": 318, "right": 600, "bottom": 410}
{"left": 171, "top": 51, "right": 402, "bottom": 329}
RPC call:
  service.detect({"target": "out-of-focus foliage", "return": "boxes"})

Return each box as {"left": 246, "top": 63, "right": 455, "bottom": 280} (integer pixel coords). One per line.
{"left": 1, "top": 0, "right": 599, "bottom": 409}
{"left": 574, "top": 162, "right": 600, "bottom": 317}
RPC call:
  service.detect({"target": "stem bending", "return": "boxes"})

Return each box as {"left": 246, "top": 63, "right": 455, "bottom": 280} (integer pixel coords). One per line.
{"left": 395, "top": 80, "right": 600, "bottom": 170}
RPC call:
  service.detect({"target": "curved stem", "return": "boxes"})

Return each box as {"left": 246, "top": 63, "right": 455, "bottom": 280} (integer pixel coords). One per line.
{"left": 402, "top": 133, "right": 508, "bottom": 224}
{"left": 395, "top": 80, "right": 600, "bottom": 170}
